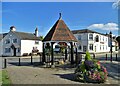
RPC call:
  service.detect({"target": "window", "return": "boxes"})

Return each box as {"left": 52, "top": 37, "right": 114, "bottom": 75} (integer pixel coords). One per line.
{"left": 106, "top": 46, "right": 107, "bottom": 50}
{"left": 5, "top": 48, "right": 11, "bottom": 53}
{"left": 89, "top": 34, "right": 93, "bottom": 40}
{"left": 78, "top": 35, "right": 81, "bottom": 40}
{"left": 100, "top": 45, "right": 101, "bottom": 50}
{"left": 78, "top": 45, "right": 82, "bottom": 50}
{"left": 95, "top": 35, "right": 99, "bottom": 42}
{"left": 103, "top": 37, "right": 104, "bottom": 41}
{"left": 106, "top": 38, "right": 107, "bottom": 42}
{"left": 13, "top": 39, "right": 17, "bottom": 43}
{"left": 17, "top": 48, "right": 20, "bottom": 53}
{"left": 35, "top": 41, "right": 39, "bottom": 44}
{"left": 89, "top": 44, "right": 93, "bottom": 50}
{"left": 100, "top": 36, "right": 101, "bottom": 41}
{"left": 5, "top": 39, "right": 10, "bottom": 44}
{"left": 103, "top": 45, "right": 104, "bottom": 50}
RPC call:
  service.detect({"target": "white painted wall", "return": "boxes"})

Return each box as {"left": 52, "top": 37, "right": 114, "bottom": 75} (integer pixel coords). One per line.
{"left": 88, "top": 33, "right": 109, "bottom": 53}
{"left": 2, "top": 31, "right": 21, "bottom": 56}
{"left": 73, "top": 32, "right": 112, "bottom": 53}
{"left": 74, "top": 33, "right": 88, "bottom": 52}
{"left": 2, "top": 31, "right": 43, "bottom": 56}
{"left": 21, "top": 40, "right": 42, "bottom": 55}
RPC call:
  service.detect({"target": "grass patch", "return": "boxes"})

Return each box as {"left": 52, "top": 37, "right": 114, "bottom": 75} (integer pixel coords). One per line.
{"left": 0, "top": 69, "right": 11, "bottom": 85}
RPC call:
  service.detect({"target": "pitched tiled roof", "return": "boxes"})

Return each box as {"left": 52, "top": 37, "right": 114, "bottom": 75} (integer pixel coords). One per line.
{"left": 72, "top": 29, "right": 107, "bottom": 36}
{"left": 43, "top": 19, "right": 77, "bottom": 42}
{"left": 12, "top": 31, "right": 41, "bottom": 40}
{"left": 0, "top": 31, "right": 41, "bottom": 41}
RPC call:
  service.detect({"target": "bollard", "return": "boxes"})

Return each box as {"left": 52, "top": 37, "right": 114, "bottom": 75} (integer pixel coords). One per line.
{"left": 31, "top": 55, "right": 33, "bottom": 65}
{"left": 19, "top": 58, "right": 21, "bottom": 66}
{"left": 110, "top": 54, "right": 112, "bottom": 62}
{"left": 93, "top": 53, "right": 95, "bottom": 59}
{"left": 4, "top": 59, "right": 7, "bottom": 68}
{"left": 106, "top": 54, "right": 107, "bottom": 61}
{"left": 116, "top": 54, "right": 117, "bottom": 61}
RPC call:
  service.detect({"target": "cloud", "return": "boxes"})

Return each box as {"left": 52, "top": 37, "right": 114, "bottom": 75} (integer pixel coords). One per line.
{"left": 112, "top": 0, "right": 120, "bottom": 9}
{"left": 87, "top": 23, "right": 119, "bottom": 31}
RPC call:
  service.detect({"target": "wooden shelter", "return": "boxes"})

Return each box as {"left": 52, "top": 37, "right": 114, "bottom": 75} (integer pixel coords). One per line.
{"left": 43, "top": 13, "right": 78, "bottom": 65}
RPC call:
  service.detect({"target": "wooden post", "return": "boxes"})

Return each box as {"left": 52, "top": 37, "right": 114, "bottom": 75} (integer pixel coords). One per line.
{"left": 31, "top": 55, "right": 33, "bottom": 65}
{"left": 75, "top": 48, "right": 78, "bottom": 65}
{"left": 19, "top": 58, "right": 21, "bottom": 66}
{"left": 106, "top": 54, "right": 107, "bottom": 61}
{"left": 70, "top": 42, "right": 74, "bottom": 64}
{"left": 65, "top": 48, "right": 67, "bottom": 60}
{"left": 4, "top": 59, "right": 7, "bottom": 68}
{"left": 116, "top": 54, "right": 117, "bottom": 61}
{"left": 42, "top": 43, "right": 46, "bottom": 63}
{"left": 51, "top": 42, "right": 54, "bottom": 65}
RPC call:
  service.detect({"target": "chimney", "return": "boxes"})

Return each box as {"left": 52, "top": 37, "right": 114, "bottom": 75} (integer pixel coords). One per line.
{"left": 35, "top": 27, "right": 38, "bottom": 37}
{"left": 10, "top": 26, "right": 16, "bottom": 32}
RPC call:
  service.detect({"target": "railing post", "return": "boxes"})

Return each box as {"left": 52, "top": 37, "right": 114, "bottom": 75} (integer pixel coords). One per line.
{"left": 4, "top": 58, "right": 7, "bottom": 68}
{"left": 106, "top": 54, "right": 107, "bottom": 61}
{"left": 19, "top": 58, "right": 21, "bottom": 66}
{"left": 116, "top": 54, "right": 117, "bottom": 61}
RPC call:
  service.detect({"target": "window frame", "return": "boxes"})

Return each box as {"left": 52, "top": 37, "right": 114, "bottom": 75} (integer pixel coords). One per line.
{"left": 89, "top": 34, "right": 93, "bottom": 40}
{"left": 5, "top": 48, "right": 11, "bottom": 53}
{"left": 13, "top": 38, "right": 17, "bottom": 43}
{"left": 35, "top": 41, "right": 39, "bottom": 44}
{"left": 5, "top": 39, "right": 10, "bottom": 44}
{"left": 89, "top": 44, "right": 93, "bottom": 50}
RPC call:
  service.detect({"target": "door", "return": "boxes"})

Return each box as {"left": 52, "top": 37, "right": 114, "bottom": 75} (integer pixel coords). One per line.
{"left": 13, "top": 48, "right": 16, "bottom": 56}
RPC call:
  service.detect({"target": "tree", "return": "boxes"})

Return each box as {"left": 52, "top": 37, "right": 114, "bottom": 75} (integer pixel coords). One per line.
{"left": 116, "top": 36, "right": 120, "bottom": 49}
{"left": 39, "top": 36, "right": 44, "bottom": 41}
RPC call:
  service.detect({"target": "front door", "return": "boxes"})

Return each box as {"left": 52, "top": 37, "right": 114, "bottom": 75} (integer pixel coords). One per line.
{"left": 13, "top": 48, "right": 16, "bottom": 56}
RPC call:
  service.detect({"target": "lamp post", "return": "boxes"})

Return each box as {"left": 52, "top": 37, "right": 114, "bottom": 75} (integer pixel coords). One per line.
{"left": 109, "top": 31, "right": 112, "bottom": 62}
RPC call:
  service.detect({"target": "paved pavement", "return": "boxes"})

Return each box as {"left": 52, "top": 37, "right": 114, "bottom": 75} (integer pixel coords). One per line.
{"left": 5, "top": 60, "right": 120, "bottom": 84}
{"left": 2, "top": 52, "right": 120, "bottom": 84}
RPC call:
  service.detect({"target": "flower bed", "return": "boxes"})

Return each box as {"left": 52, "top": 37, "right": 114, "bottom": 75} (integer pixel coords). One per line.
{"left": 75, "top": 51, "right": 108, "bottom": 83}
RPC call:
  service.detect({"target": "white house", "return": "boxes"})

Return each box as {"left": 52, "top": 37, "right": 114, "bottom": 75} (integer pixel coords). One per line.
{"left": 72, "top": 29, "right": 118, "bottom": 53}
{"left": 0, "top": 26, "right": 43, "bottom": 56}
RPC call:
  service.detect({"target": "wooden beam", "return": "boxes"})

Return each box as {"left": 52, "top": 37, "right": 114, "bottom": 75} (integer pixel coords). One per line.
{"left": 70, "top": 42, "right": 74, "bottom": 64}
{"left": 51, "top": 42, "right": 54, "bottom": 65}
{"left": 42, "top": 43, "right": 46, "bottom": 63}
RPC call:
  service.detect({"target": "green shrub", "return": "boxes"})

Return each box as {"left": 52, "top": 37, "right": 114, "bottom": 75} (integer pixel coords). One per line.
{"left": 85, "top": 51, "right": 92, "bottom": 61}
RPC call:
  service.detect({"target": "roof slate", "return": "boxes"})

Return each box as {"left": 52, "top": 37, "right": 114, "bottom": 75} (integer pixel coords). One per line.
{"left": 43, "top": 19, "right": 77, "bottom": 42}
{"left": 0, "top": 33, "right": 8, "bottom": 40}
{"left": 13, "top": 31, "right": 41, "bottom": 40}
{"left": 0, "top": 31, "right": 41, "bottom": 41}
{"left": 72, "top": 29, "right": 107, "bottom": 36}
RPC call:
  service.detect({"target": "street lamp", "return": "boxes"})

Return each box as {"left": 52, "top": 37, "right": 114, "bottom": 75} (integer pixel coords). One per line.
{"left": 109, "top": 31, "right": 112, "bottom": 62}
